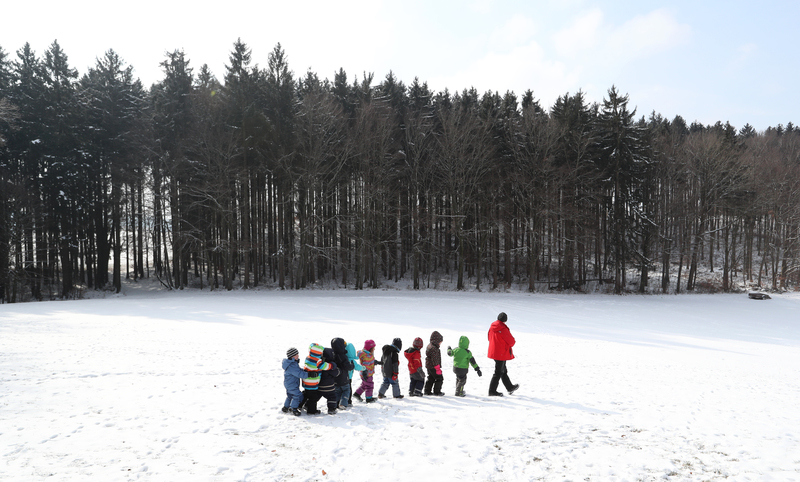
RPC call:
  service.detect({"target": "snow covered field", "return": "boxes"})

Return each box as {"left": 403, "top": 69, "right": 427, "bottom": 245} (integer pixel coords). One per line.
{"left": 2, "top": 286, "right": 800, "bottom": 481}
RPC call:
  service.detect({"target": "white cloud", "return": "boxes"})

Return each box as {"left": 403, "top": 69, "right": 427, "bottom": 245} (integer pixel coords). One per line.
{"left": 489, "top": 14, "right": 539, "bottom": 51}
{"left": 605, "top": 8, "right": 691, "bottom": 64}
{"left": 553, "top": 8, "right": 604, "bottom": 58}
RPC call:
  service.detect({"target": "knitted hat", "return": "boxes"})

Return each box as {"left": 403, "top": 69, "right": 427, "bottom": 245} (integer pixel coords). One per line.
{"left": 364, "top": 339, "right": 376, "bottom": 351}
{"left": 413, "top": 337, "right": 424, "bottom": 349}
{"left": 287, "top": 347, "right": 299, "bottom": 358}
{"left": 498, "top": 312, "right": 508, "bottom": 322}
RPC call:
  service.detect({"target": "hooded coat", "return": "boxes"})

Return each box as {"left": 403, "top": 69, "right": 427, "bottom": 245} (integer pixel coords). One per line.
{"left": 380, "top": 338, "right": 402, "bottom": 379}
{"left": 447, "top": 335, "right": 480, "bottom": 370}
{"left": 319, "top": 348, "right": 341, "bottom": 390}
{"left": 331, "top": 338, "right": 354, "bottom": 386}
{"left": 282, "top": 357, "right": 309, "bottom": 391}
{"left": 425, "top": 331, "right": 444, "bottom": 371}
{"left": 345, "top": 342, "right": 365, "bottom": 379}
{"left": 358, "top": 340, "right": 378, "bottom": 377}
{"left": 301, "top": 343, "right": 333, "bottom": 390}
{"left": 487, "top": 319, "right": 515, "bottom": 361}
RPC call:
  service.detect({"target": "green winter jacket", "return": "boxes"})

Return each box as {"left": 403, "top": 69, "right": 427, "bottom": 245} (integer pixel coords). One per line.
{"left": 447, "top": 336, "right": 480, "bottom": 370}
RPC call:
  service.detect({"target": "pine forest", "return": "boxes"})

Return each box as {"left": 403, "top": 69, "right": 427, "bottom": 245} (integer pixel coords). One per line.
{"left": 1, "top": 40, "right": 799, "bottom": 302}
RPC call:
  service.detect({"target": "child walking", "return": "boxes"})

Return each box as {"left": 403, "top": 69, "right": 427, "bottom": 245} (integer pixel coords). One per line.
{"left": 282, "top": 347, "right": 309, "bottom": 415}
{"left": 378, "top": 338, "right": 404, "bottom": 399}
{"left": 447, "top": 336, "right": 483, "bottom": 397}
{"left": 354, "top": 340, "right": 379, "bottom": 403}
{"left": 424, "top": 331, "right": 445, "bottom": 396}
{"left": 404, "top": 337, "right": 426, "bottom": 397}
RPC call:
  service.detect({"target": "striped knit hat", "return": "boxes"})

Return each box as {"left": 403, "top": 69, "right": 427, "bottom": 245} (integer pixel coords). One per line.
{"left": 287, "top": 347, "right": 299, "bottom": 358}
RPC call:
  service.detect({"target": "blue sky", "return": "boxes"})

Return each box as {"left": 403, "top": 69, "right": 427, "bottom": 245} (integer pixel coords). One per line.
{"left": 2, "top": 0, "right": 796, "bottom": 131}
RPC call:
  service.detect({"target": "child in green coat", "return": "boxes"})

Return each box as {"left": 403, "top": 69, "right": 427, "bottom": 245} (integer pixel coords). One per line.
{"left": 446, "top": 336, "right": 482, "bottom": 397}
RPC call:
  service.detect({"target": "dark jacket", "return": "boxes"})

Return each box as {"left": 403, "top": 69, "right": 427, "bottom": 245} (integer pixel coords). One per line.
{"left": 380, "top": 338, "right": 402, "bottom": 379}
{"left": 319, "top": 348, "right": 341, "bottom": 391}
{"left": 331, "top": 337, "right": 353, "bottom": 386}
{"left": 425, "top": 331, "right": 444, "bottom": 370}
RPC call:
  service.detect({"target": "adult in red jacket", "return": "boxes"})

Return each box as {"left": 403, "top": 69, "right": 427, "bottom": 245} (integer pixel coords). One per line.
{"left": 487, "top": 312, "right": 519, "bottom": 396}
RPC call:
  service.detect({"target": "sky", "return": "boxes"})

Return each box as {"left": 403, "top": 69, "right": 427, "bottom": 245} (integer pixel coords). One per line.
{"left": 2, "top": 0, "right": 797, "bottom": 132}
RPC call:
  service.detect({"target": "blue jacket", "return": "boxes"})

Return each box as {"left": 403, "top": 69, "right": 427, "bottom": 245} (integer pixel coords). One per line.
{"left": 283, "top": 358, "right": 308, "bottom": 391}
{"left": 346, "top": 342, "right": 365, "bottom": 379}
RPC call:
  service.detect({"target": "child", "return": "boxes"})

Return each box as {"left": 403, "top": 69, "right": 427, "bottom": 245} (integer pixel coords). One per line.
{"left": 447, "top": 336, "right": 483, "bottom": 397}
{"left": 301, "top": 343, "right": 339, "bottom": 415}
{"left": 404, "top": 337, "right": 425, "bottom": 397}
{"left": 354, "top": 340, "right": 379, "bottom": 403}
{"left": 331, "top": 337, "right": 355, "bottom": 409}
{"left": 282, "top": 347, "right": 309, "bottom": 415}
{"left": 378, "top": 338, "right": 404, "bottom": 399}
{"left": 424, "top": 331, "right": 445, "bottom": 396}
{"left": 345, "top": 341, "right": 365, "bottom": 405}
{"left": 318, "top": 348, "right": 342, "bottom": 414}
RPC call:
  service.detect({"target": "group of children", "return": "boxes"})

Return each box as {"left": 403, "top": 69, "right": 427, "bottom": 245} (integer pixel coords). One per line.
{"left": 282, "top": 331, "right": 483, "bottom": 416}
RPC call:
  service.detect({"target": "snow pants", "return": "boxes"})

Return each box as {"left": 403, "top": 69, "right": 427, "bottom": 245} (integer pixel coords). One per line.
{"left": 303, "top": 387, "right": 337, "bottom": 413}
{"left": 334, "top": 383, "right": 351, "bottom": 408}
{"left": 489, "top": 359, "right": 515, "bottom": 393}
{"left": 408, "top": 378, "right": 424, "bottom": 396}
{"left": 453, "top": 367, "right": 469, "bottom": 396}
{"left": 355, "top": 374, "right": 375, "bottom": 399}
{"left": 284, "top": 384, "right": 304, "bottom": 409}
{"left": 424, "top": 368, "right": 444, "bottom": 395}
{"left": 379, "top": 377, "right": 401, "bottom": 397}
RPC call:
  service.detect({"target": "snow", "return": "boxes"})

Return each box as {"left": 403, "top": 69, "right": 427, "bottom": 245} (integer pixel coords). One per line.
{"left": 2, "top": 285, "right": 800, "bottom": 481}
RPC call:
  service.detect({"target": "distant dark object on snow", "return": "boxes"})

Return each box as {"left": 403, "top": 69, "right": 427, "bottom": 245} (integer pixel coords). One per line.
{"left": 748, "top": 292, "right": 771, "bottom": 300}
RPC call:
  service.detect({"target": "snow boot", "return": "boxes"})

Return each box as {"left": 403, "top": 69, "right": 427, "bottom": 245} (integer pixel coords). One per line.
{"left": 432, "top": 391, "right": 445, "bottom": 396}
{"left": 394, "top": 394, "right": 404, "bottom": 399}
{"left": 281, "top": 407, "right": 289, "bottom": 413}
{"left": 508, "top": 384, "right": 520, "bottom": 394}
{"left": 365, "top": 397, "right": 376, "bottom": 403}
{"left": 292, "top": 408, "right": 302, "bottom": 416}
{"left": 488, "top": 391, "right": 504, "bottom": 397}
{"left": 307, "top": 408, "right": 321, "bottom": 415}
{"left": 328, "top": 408, "right": 337, "bottom": 415}
{"left": 378, "top": 393, "right": 387, "bottom": 399}
{"left": 353, "top": 393, "right": 363, "bottom": 402}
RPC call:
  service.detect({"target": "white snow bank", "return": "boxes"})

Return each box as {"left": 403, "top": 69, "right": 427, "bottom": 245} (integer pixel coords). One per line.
{"left": 2, "top": 289, "right": 799, "bottom": 481}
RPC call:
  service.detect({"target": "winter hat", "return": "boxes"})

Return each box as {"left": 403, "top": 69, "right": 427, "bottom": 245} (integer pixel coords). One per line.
{"left": 364, "top": 339, "right": 376, "bottom": 351}
{"left": 392, "top": 337, "right": 403, "bottom": 351}
{"left": 498, "top": 312, "right": 508, "bottom": 322}
{"left": 430, "top": 331, "right": 443, "bottom": 345}
{"left": 413, "top": 337, "right": 424, "bottom": 349}
{"left": 287, "top": 347, "right": 299, "bottom": 358}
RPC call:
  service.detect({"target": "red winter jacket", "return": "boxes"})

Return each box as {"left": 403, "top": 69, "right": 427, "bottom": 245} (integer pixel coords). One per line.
{"left": 487, "top": 319, "right": 515, "bottom": 361}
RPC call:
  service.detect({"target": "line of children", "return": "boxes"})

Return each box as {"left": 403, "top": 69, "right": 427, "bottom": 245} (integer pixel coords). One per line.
{"left": 284, "top": 326, "right": 510, "bottom": 415}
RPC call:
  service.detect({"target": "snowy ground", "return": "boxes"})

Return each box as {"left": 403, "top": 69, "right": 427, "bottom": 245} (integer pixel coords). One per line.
{"left": 2, "top": 284, "right": 800, "bottom": 481}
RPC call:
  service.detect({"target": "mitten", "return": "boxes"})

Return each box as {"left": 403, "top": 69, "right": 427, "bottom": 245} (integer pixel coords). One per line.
{"left": 391, "top": 373, "right": 398, "bottom": 381}
{"left": 476, "top": 367, "right": 482, "bottom": 377}
{"left": 329, "top": 362, "right": 337, "bottom": 370}
{"left": 435, "top": 365, "right": 442, "bottom": 375}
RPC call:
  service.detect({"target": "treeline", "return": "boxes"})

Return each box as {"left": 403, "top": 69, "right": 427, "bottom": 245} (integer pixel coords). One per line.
{"left": 1, "top": 39, "right": 799, "bottom": 302}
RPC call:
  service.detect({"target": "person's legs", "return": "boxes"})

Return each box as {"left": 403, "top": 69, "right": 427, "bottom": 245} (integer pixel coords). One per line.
{"left": 390, "top": 378, "right": 402, "bottom": 397}
{"left": 433, "top": 374, "right": 444, "bottom": 394}
{"left": 489, "top": 359, "right": 504, "bottom": 394}
{"left": 424, "top": 368, "right": 435, "bottom": 394}
{"left": 378, "top": 377, "right": 390, "bottom": 397}
{"left": 364, "top": 377, "right": 374, "bottom": 399}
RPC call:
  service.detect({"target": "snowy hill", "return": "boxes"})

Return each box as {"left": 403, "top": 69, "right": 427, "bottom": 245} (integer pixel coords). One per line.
{"left": 2, "top": 289, "right": 799, "bottom": 480}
